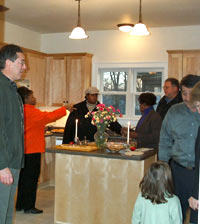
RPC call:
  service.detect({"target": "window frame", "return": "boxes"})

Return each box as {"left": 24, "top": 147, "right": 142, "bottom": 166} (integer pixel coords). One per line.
{"left": 92, "top": 62, "right": 168, "bottom": 126}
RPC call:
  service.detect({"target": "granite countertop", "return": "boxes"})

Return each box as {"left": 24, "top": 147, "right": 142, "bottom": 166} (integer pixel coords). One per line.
{"left": 46, "top": 146, "right": 157, "bottom": 161}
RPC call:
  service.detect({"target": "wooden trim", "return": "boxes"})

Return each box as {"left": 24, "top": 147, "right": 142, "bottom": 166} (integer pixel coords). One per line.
{"left": 0, "top": 42, "right": 93, "bottom": 58}
{"left": 167, "top": 50, "right": 200, "bottom": 54}
{"left": 47, "top": 53, "right": 93, "bottom": 57}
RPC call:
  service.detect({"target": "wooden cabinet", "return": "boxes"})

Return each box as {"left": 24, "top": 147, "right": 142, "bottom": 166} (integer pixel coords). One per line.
{"left": 24, "top": 51, "right": 47, "bottom": 106}
{"left": 0, "top": 0, "right": 6, "bottom": 42}
{"left": 0, "top": 42, "right": 93, "bottom": 106}
{"left": 46, "top": 53, "right": 93, "bottom": 106}
{"left": 167, "top": 50, "right": 200, "bottom": 81}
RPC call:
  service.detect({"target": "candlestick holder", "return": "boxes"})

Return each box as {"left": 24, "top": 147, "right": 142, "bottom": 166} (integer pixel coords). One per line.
{"left": 74, "top": 137, "right": 80, "bottom": 145}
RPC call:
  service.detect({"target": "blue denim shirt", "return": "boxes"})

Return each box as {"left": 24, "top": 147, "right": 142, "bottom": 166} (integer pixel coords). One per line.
{"left": 159, "top": 102, "right": 200, "bottom": 167}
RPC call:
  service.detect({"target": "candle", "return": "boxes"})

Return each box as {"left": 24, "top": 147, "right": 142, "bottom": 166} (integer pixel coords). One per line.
{"left": 127, "top": 121, "right": 130, "bottom": 145}
{"left": 75, "top": 119, "right": 78, "bottom": 142}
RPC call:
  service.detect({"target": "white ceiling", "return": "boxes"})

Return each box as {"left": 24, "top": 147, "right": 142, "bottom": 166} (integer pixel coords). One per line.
{"left": 4, "top": 0, "right": 200, "bottom": 34}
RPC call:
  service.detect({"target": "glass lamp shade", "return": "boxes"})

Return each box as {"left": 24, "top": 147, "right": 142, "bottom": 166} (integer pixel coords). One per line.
{"left": 69, "top": 26, "right": 88, "bottom": 39}
{"left": 130, "top": 23, "right": 150, "bottom": 36}
{"left": 117, "top": 24, "right": 134, "bottom": 32}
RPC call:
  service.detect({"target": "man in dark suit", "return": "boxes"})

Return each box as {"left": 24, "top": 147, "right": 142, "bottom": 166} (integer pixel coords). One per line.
{"left": 63, "top": 87, "right": 122, "bottom": 144}
{"left": 156, "top": 78, "right": 182, "bottom": 120}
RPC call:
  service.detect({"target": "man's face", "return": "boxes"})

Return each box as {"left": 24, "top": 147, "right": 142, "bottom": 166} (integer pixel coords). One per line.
{"left": 86, "top": 94, "right": 98, "bottom": 104}
{"left": 163, "top": 81, "right": 178, "bottom": 99}
{"left": 181, "top": 86, "right": 192, "bottom": 108}
{"left": 8, "top": 52, "right": 26, "bottom": 81}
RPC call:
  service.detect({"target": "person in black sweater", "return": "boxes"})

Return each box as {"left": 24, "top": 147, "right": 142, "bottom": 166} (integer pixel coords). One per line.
{"left": 156, "top": 78, "right": 182, "bottom": 120}
{"left": 63, "top": 87, "right": 122, "bottom": 144}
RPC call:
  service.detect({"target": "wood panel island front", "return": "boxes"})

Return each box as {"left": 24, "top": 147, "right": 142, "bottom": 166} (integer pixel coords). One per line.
{"left": 46, "top": 146, "right": 156, "bottom": 224}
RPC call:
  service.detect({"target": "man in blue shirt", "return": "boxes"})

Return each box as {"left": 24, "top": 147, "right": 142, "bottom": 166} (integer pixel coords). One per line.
{"left": 159, "top": 74, "right": 200, "bottom": 223}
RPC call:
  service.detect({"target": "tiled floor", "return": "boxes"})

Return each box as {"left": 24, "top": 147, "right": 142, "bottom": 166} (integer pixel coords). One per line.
{"left": 13, "top": 186, "right": 54, "bottom": 224}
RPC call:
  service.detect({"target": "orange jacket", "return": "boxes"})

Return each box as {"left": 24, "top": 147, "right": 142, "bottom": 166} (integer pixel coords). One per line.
{"left": 23, "top": 104, "right": 66, "bottom": 154}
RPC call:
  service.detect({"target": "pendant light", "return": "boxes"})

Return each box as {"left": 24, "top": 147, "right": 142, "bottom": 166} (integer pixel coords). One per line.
{"left": 130, "top": 0, "right": 150, "bottom": 36}
{"left": 69, "top": 0, "right": 88, "bottom": 39}
{"left": 117, "top": 23, "right": 134, "bottom": 33}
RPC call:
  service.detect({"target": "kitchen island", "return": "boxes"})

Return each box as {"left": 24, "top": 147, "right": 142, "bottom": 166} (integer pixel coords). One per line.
{"left": 46, "top": 146, "right": 156, "bottom": 224}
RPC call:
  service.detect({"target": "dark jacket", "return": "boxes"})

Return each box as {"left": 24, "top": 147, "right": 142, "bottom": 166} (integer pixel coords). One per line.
{"left": 135, "top": 110, "right": 162, "bottom": 149}
{"left": 156, "top": 92, "right": 182, "bottom": 120}
{"left": 63, "top": 100, "right": 122, "bottom": 144}
{"left": 0, "top": 72, "right": 24, "bottom": 170}
{"left": 190, "top": 126, "right": 200, "bottom": 223}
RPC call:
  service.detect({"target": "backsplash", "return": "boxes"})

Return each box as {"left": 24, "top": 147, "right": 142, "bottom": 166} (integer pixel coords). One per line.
{"left": 38, "top": 106, "right": 69, "bottom": 127}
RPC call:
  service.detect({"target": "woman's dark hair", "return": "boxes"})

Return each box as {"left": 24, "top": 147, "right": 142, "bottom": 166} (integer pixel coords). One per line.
{"left": 17, "top": 86, "right": 33, "bottom": 104}
{"left": 138, "top": 92, "right": 156, "bottom": 106}
{"left": 0, "top": 44, "right": 24, "bottom": 70}
{"left": 140, "top": 161, "right": 174, "bottom": 204}
{"left": 180, "top": 74, "right": 200, "bottom": 89}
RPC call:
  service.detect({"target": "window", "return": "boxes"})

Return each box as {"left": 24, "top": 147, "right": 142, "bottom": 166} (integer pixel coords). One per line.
{"left": 134, "top": 70, "right": 162, "bottom": 115}
{"left": 100, "top": 69, "right": 128, "bottom": 114}
{"left": 95, "top": 62, "right": 167, "bottom": 119}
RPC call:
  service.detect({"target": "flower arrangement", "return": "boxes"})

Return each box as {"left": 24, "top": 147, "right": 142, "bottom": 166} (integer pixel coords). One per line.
{"left": 85, "top": 104, "right": 122, "bottom": 129}
{"left": 85, "top": 104, "right": 122, "bottom": 149}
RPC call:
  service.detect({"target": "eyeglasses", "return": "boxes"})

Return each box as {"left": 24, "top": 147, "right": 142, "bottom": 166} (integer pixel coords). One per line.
{"left": 18, "top": 60, "right": 26, "bottom": 66}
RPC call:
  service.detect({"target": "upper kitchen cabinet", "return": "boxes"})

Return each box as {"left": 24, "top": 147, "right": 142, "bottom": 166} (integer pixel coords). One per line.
{"left": 24, "top": 50, "right": 47, "bottom": 106}
{"left": 0, "top": 0, "right": 6, "bottom": 42}
{"left": 167, "top": 50, "right": 200, "bottom": 81}
{"left": 46, "top": 53, "right": 93, "bottom": 106}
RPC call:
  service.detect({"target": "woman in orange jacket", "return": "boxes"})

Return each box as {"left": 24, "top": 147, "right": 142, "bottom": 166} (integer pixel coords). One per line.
{"left": 16, "top": 86, "right": 67, "bottom": 214}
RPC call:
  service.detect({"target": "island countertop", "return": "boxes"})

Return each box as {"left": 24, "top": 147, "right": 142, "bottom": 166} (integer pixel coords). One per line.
{"left": 46, "top": 146, "right": 156, "bottom": 161}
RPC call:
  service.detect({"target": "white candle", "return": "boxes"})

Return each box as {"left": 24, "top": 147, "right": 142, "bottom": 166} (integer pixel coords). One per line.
{"left": 127, "top": 121, "right": 130, "bottom": 145}
{"left": 75, "top": 119, "right": 78, "bottom": 141}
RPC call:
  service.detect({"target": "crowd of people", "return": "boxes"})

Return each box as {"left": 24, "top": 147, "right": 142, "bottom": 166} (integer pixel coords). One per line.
{"left": 0, "top": 43, "right": 200, "bottom": 224}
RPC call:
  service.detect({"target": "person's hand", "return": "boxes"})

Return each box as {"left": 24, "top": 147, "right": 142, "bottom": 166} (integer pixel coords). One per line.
{"left": 130, "top": 131, "right": 138, "bottom": 139}
{"left": 64, "top": 104, "right": 77, "bottom": 112}
{"left": 121, "top": 127, "right": 127, "bottom": 136}
{"left": 188, "top": 196, "right": 199, "bottom": 210}
{"left": 0, "top": 168, "right": 13, "bottom": 185}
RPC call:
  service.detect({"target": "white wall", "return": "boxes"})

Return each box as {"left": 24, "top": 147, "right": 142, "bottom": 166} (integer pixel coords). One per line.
{"left": 4, "top": 21, "right": 41, "bottom": 51}
{"left": 41, "top": 25, "right": 200, "bottom": 63}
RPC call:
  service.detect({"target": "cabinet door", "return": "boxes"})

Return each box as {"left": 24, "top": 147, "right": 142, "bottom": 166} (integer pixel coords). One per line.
{"left": 183, "top": 52, "right": 200, "bottom": 77}
{"left": 168, "top": 53, "right": 183, "bottom": 81}
{"left": 25, "top": 52, "right": 46, "bottom": 105}
{"left": 0, "top": 0, "right": 5, "bottom": 42}
{"left": 45, "top": 56, "right": 67, "bottom": 106}
{"left": 66, "top": 55, "right": 92, "bottom": 104}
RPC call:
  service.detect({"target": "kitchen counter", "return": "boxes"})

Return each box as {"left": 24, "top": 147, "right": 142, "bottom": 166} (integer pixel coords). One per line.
{"left": 46, "top": 145, "right": 156, "bottom": 161}
{"left": 47, "top": 145, "right": 156, "bottom": 224}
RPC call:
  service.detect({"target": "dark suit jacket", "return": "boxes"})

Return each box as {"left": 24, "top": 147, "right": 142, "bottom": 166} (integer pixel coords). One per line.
{"left": 190, "top": 127, "right": 200, "bottom": 223}
{"left": 156, "top": 92, "right": 182, "bottom": 120}
{"left": 135, "top": 110, "right": 162, "bottom": 149}
{"left": 63, "top": 100, "right": 122, "bottom": 144}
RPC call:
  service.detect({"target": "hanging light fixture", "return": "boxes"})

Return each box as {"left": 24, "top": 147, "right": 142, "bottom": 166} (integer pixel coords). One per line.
{"left": 69, "top": 0, "right": 88, "bottom": 39}
{"left": 117, "top": 23, "right": 134, "bottom": 33}
{"left": 130, "top": 0, "right": 150, "bottom": 36}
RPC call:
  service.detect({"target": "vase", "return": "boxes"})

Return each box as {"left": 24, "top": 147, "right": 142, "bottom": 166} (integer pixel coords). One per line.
{"left": 94, "top": 127, "right": 109, "bottom": 151}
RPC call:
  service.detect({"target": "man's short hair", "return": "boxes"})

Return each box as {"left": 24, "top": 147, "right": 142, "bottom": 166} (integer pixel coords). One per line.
{"left": 180, "top": 74, "right": 200, "bottom": 89}
{"left": 165, "top": 78, "right": 179, "bottom": 89}
{"left": 0, "top": 44, "right": 24, "bottom": 70}
{"left": 17, "top": 86, "right": 33, "bottom": 104}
